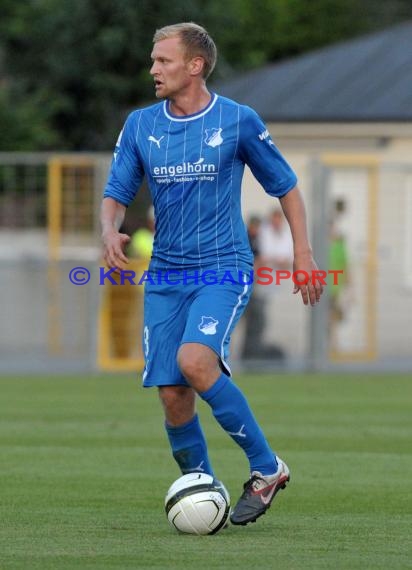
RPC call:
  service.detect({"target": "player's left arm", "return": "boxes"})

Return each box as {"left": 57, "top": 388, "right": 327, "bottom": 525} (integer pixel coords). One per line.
{"left": 238, "top": 106, "right": 323, "bottom": 304}
{"left": 279, "top": 186, "right": 323, "bottom": 306}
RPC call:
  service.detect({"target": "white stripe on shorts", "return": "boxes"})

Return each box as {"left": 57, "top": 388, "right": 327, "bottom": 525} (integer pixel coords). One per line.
{"left": 220, "top": 282, "right": 249, "bottom": 375}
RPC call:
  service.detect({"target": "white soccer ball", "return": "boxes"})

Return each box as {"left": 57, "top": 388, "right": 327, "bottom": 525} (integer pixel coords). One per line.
{"left": 165, "top": 472, "right": 230, "bottom": 535}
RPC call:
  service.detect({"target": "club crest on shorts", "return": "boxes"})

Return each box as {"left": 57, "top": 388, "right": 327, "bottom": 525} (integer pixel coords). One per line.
{"left": 204, "top": 128, "right": 223, "bottom": 148}
{"left": 198, "top": 316, "right": 219, "bottom": 335}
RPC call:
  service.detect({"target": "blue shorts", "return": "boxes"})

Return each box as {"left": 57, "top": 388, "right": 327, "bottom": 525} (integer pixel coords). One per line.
{"left": 141, "top": 269, "right": 252, "bottom": 387}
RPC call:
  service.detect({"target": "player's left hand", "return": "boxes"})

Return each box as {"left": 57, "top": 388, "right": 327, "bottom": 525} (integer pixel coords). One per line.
{"left": 292, "top": 251, "right": 324, "bottom": 306}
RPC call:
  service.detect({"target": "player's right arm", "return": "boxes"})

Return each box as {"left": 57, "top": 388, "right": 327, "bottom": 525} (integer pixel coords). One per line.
{"left": 101, "top": 111, "right": 144, "bottom": 270}
{"left": 101, "top": 197, "right": 129, "bottom": 270}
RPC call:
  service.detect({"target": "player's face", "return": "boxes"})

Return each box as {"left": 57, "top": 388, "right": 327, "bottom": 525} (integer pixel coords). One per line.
{"left": 150, "top": 37, "right": 193, "bottom": 99}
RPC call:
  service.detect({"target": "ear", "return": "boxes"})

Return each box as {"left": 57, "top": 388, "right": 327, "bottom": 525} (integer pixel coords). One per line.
{"left": 188, "top": 56, "right": 205, "bottom": 77}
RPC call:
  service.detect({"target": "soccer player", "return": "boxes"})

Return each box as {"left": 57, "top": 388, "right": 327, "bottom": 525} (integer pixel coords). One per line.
{"left": 101, "top": 22, "right": 323, "bottom": 526}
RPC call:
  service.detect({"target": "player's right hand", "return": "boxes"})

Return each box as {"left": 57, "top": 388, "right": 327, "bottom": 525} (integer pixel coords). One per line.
{"left": 102, "top": 230, "right": 130, "bottom": 272}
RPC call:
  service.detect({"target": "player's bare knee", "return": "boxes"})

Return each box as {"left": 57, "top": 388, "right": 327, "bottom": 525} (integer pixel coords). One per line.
{"left": 177, "top": 355, "right": 203, "bottom": 383}
{"left": 177, "top": 344, "right": 220, "bottom": 389}
{"left": 177, "top": 348, "right": 201, "bottom": 380}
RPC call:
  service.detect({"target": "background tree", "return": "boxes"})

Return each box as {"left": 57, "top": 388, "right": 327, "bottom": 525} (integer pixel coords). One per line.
{"left": 1, "top": 0, "right": 411, "bottom": 150}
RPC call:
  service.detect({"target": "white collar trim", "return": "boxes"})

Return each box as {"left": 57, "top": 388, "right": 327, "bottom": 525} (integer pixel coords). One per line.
{"left": 163, "top": 93, "right": 218, "bottom": 122}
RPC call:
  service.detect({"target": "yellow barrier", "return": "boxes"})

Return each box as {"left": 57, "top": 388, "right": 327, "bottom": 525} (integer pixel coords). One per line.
{"left": 47, "top": 156, "right": 97, "bottom": 357}
{"left": 97, "top": 260, "right": 147, "bottom": 372}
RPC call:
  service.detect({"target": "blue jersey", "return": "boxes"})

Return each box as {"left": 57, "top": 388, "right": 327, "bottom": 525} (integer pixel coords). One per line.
{"left": 104, "top": 93, "right": 297, "bottom": 271}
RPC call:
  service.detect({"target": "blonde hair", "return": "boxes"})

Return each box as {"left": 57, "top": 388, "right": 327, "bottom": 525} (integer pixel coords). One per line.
{"left": 153, "top": 22, "right": 217, "bottom": 79}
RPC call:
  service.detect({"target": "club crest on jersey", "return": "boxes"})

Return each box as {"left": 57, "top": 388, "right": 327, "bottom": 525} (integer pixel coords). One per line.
{"left": 204, "top": 128, "right": 223, "bottom": 148}
{"left": 198, "top": 316, "right": 219, "bottom": 335}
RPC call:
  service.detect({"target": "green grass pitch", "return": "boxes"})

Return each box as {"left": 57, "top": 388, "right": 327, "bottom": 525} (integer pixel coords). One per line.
{"left": 0, "top": 372, "right": 411, "bottom": 570}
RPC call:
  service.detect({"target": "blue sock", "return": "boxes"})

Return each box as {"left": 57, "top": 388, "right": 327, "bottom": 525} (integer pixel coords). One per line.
{"left": 199, "top": 374, "right": 277, "bottom": 476}
{"left": 165, "top": 414, "right": 214, "bottom": 476}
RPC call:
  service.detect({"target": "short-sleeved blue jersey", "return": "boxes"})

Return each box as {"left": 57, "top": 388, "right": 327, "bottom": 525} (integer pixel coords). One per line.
{"left": 104, "top": 93, "right": 297, "bottom": 271}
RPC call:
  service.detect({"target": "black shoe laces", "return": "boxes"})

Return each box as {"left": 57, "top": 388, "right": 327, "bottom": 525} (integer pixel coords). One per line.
{"left": 243, "top": 474, "right": 264, "bottom": 492}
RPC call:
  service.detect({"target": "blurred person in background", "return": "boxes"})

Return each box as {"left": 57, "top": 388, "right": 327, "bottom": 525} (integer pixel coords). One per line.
{"left": 241, "top": 215, "right": 265, "bottom": 359}
{"left": 130, "top": 206, "right": 155, "bottom": 260}
{"left": 328, "top": 199, "right": 350, "bottom": 351}
{"left": 100, "top": 22, "right": 323, "bottom": 526}
{"left": 259, "top": 208, "right": 294, "bottom": 271}
{"left": 241, "top": 213, "right": 291, "bottom": 361}
{"left": 242, "top": 209, "right": 294, "bottom": 361}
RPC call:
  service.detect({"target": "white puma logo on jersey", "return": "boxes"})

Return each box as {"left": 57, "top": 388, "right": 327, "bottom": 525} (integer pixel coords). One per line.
{"left": 148, "top": 135, "right": 164, "bottom": 148}
{"left": 228, "top": 424, "right": 247, "bottom": 438}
